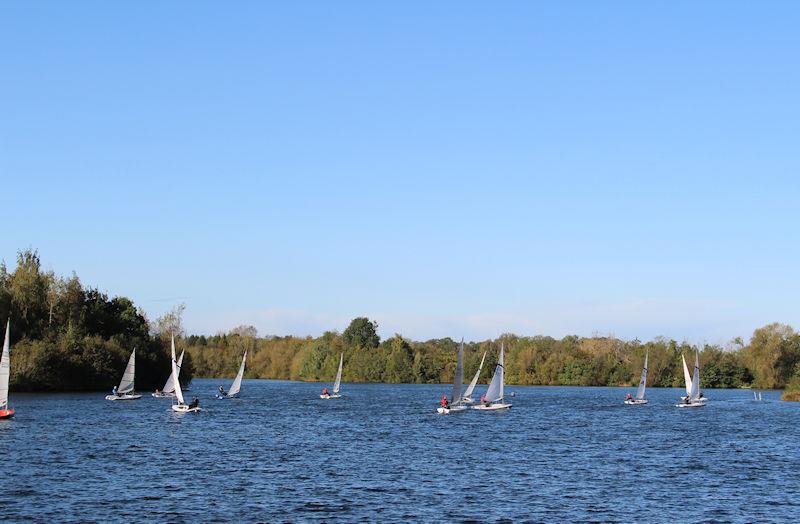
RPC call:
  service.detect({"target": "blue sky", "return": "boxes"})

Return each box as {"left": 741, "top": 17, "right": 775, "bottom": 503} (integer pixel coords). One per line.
{"left": 1, "top": 2, "right": 798, "bottom": 342}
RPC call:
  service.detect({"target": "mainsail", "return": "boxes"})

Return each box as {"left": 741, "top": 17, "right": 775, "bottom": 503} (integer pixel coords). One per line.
{"left": 0, "top": 321, "right": 10, "bottom": 408}
{"left": 451, "top": 339, "right": 464, "bottom": 405}
{"left": 682, "top": 354, "right": 692, "bottom": 397}
{"left": 171, "top": 335, "right": 185, "bottom": 405}
{"left": 463, "top": 351, "right": 486, "bottom": 399}
{"left": 689, "top": 351, "right": 701, "bottom": 401}
{"left": 162, "top": 350, "right": 184, "bottom": 393}
{"left": 483, "top": 343, "right": 505, "bottom": 403}
{"left": 227, "top": 351, "right": 247, "bottom": 397}
{"left": 118, "top": 349, "right": 136, "bottom": 394}
{"left": 332, "top": 353, "right": 343, "bottom": 394}
{"left": 635, "top": 351, "right": 648, "bottom": 400}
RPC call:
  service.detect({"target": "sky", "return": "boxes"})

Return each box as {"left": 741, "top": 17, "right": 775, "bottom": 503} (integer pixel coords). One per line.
{"left": 1, "top": 2, "right": 798, "bottom": 343}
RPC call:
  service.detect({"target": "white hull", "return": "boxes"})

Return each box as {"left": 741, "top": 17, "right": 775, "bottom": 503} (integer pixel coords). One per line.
{"left": 461, "top": 397, "right": 475, "bottom": 405}
{"left": 473, "top": 403, "right": 512, "bottom": 411}
{"left": 624, "top": 399, "right": 648, "bottom": 405}
{"left": 319, "top": 394, "right": 342, "bottom": 399}
{"left": 436, "top": 405, "right": 467, "bottom": 414}
{"left": 215, "top": 394, "right": 239, "bottom": 399}
{"left": 152, "top": 392, "right": 176, "bottom": 398}
{"left": 105, "top": 394, "right": 142, "bottom": 401}
{"left": 172, "top": 404, "right": 201, "bottom": 413}
{"left": 681, "top": 396, "right": 708, "bottom": 403}
{"left": 676, "top": 401, "right": 706, "bottom": 408}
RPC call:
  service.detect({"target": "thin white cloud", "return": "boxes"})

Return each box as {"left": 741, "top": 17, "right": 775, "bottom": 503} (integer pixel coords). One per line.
{"left": 183, "top": 298, "right": 753, "bottom": 344}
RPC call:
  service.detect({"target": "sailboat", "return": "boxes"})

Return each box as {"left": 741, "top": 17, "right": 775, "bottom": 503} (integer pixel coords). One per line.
{"left": 171, "top": 335, "right": 200, "bottom": 412}
{"left": 217, "top": 351, "right": 247, "bottom": 399}
{"left": 105, "top": 348, "right": 142, "bottom": 400}
{"left": 461, "top": 350, "right": 486, "bottom": 405}
{"left": 681, "top": 351, "right": 708, "bottom": 403}
{"left": 437, "top": 339, "right": 467, "bottom": 414}
{"left": 320, "top": 353, "right": 343, "bottom": 399}
{"left": 676, "top": 351, "right": 705, "bottom": 408}
{"left": 473, "top": 343, "right": 512, "bottom": 411}
{"left": 624, "top": 351, "right": 648, "bottom": 405}
{"left": 153, "top": 342, "right": 184, "bottom": 398}
{"left": 0, "top": 320, "right": 15, "bottom": 419}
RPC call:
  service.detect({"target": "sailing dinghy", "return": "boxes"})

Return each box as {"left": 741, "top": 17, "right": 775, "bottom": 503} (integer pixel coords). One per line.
{"left": 625, "top": 351, "right": 649, "bottom": 405}
{"left": 473, "top": 343, "right": 512, "bottom": 411}
{"left": 681, "top": 351, "right": 708, "bottom": 402}
{"left": 105, "top": 349, "right": 142, "bottom": 400}
{"left": 320, "top": 353, "right": 343, "bottom": 399}
{"left": 0, "top": 320, "right": 15, "bottom": 419}
{"left": 676, "top": 351, "right": 705, "bottom": 408}
{"left": 153, "top": 342, "right": 184, "bottom": 397}
{"left": 437, "top": 339, "right": 467, "bottom": 414}
{"left": 217, "top": 351, "right": 247, "bottom": 399}
{"left": 461, "top": 350, "right": 486, "bottom": 405}
{"left": 171, "top": 335, "right": 200, "bottom": 412}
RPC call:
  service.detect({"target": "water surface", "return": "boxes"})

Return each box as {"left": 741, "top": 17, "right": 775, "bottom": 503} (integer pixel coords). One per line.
{"left": 2, "top": 381, "right": 798, "bottom": 522}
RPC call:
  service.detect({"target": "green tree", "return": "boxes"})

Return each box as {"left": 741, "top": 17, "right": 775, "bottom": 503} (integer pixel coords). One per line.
{"left": 342, "top": 317, "right": 379, "bottom": 349}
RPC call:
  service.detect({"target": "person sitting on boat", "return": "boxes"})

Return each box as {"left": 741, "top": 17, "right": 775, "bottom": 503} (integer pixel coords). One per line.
{"left": 480, "top": 394, "right": 488, "bottom": 406}
{"left": 189, "top": 397, "right": 199, "bottom": 409}
{"left": 322, "top": 387, "right": 329, "bottom": 396}
{"left": 626, "top": 393, "right": 633, "bottom": 401}
{"left": 440, "top": 394, "right": 449, "bottom": 409}
{"left": 218, "top": 385, "right": 226, "bottom": 397}
{"left": 112, "top": 385, "right": 118, "bottom": 397}
{"left": 154, "top": 389, "right": 160, "bottom": 395}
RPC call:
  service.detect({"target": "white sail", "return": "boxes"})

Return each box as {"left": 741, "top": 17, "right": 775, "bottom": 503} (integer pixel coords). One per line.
{"left": 0, "top": 320, "right": 10, "bottom": 409}
{"left": 332, "top": 353, "right": 343, "bottom": 394}
{"left": 118, "top": 349, "right": 136, "bottom": 394}
{"left": 463, "top": 351, "right": 486, "bottom": 398}
{"left": 162, "top": 350, "right": 184, "bottom": 393}
{"left": 635, "top": 351, "right": 648, "bottom": 400}
{"left": 483, "top": 343, "right": 505, "bottom": 403}
{"left": 689, "top": 351, "right": 701, "bottom": 400}
{"left": 171, "top": 335, "right": 185, "bottom": 405}
{"left": 227, "top": 351, "right": 247, "bottom": 397}
{"left": 451, "top": 339, "right": 464, "bottom": 405}
{"left": 682, "top": 354, "right": 692, "bottom": 396}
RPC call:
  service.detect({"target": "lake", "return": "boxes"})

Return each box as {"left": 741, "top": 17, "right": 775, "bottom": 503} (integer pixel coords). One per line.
{"left": 2, "top": 380, "right": 798, "bottom": 522}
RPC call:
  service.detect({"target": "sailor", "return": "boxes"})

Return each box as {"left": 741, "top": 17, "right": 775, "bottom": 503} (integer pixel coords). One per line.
{"left": 626, "top": 393, "right": 633, "bottom": 401}
{"left": 441, "top": 394, "right": 449, "bottom": 409}
{"left": 112, "top": 385, "right": 118, "bottom": 397}
{"left": 480, "top": 394, "right": 488, "bottom": 406}
{"left": 322, "top": 387, "right": 329, "bottom": 396}
{"left": 189, "top": 397, "right": 199, "bottom": 409}
{"left": 218, "top": 385, "right": 226, "bottom": 397}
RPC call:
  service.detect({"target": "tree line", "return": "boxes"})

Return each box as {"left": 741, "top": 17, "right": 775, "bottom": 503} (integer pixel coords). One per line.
{"left": 3, "top": 249, "right": 800, "bottom": 394}
{"left": 188, "top": 317, "right": 800, "bottom": 392}
{"left": 1, "top": 250, "right": 193, "bottom": 391}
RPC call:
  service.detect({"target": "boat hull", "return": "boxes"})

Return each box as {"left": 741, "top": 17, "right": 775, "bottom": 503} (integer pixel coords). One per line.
{"left": 319, "top": 394, "right": 341, "bottom": 399}
{"left": 0, "top": 409, "right": 15, "bottom": 419}
{"left": 681, "top": 395, "right": 708, "bottom": 402}
{"left": 172, "top": 404, "right": 201, "bottom": 413}
{"left": 436, "top": 405, "right": 467, "bottom": 414}
{"left": 676, "top": 402, "right": 706, "bottom": 408}
{"left": 105, "top": 394, "right": 142, "bottom": 401}
{"left": 624, "top": 399, "right": 648, "bottom": 405}
{"left": 460, "top": 397, "right": 475, "bottom": 405}
{"left": 152, "top": 391, "right": 176, "bottom": 398}
{"left": 473, "top": 403, "right": 512, "bottom": 411}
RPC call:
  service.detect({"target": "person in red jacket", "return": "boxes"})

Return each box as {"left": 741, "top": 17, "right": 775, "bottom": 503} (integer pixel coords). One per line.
{"left": 440, "top": 394, "right": 449, "bottom": 409}
{"left": 322, "top": 387, "right": 329, "bottom": 396}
